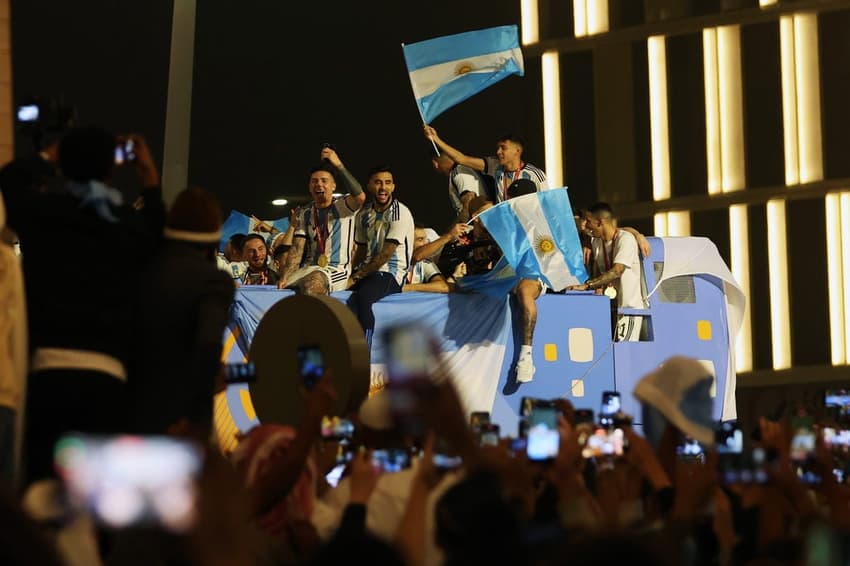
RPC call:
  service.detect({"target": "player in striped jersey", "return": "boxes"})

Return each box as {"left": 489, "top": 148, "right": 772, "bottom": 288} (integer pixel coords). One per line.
{"left": 431, "top": 153, "right": 493, "bottom": 222}
{"left": 347, "top": 165, "right": 415, "bottom": 337}
{"left": 423, "top": 125, "right": 548, "bottom": 203}
{"left": 277, "top": 146, "right": 365, "bottom": 294}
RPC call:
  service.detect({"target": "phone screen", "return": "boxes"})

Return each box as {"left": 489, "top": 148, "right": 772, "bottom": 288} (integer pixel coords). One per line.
{"left": 297, "top": 344, "right": 324, "bottom": 390}
{"left": 479, "top": 423, "right": 500, "bottom": 447}
{"left": 384, "top": 325, "right": 437, "bottom": 435}
{"left": 599, "top": 391, "right": 621, "bottom": 426}
{"left": 54, "top": 434, "right": 202, "bottom": 532}
{"left": 715, "top": 422, "right": 743, "bottom": 454}
{"left": 321, "top": 416, "right": 354, "bottom": 441}
{"left": 790, "top": 416, "right": 815, "bottom": 461}
{"left": 371, "top": 449, "right": 411, "bottom": 473}
{"left": 224, "top": 362, "right": 256, "bottom": 384}
{"left": 826, "top": 390, "right": 850, "bottom": 418}
{"left": 470, "top": 411, "right": 490, "bottom": 433}
{"left": 582, "top": 427, "right": 626, "bottom": 458}
{"left": 526, "top": 406, "right": 559, "bottom": 461}
{"left": 17, "top": 104, "right": 39, "bottom": 122}
{"left": 676, "top": 435, "right": 705, "bottom": 462}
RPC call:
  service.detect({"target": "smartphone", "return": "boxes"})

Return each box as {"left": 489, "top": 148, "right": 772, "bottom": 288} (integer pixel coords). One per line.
{"left": 470, "top": 411, "right": 491, "bottom": 433}
{"left": 823, "top": 427, "right": 850, "bottom": 451}
{"left": 599, "top": 391, "right": 621, "bottom": 427}
{"left": 721, "top": 447, "right": 768, "bottom": 484}
{"left": 790, "top": 415, "right": 816, "bottom": 462}
{"left": 676, "top": 435, "right": 705, "bottom": 462}
{"left": 525, "top": 404, "right": 559, "bottom": 461}
{"left": 297, "top": 344, "right": 324, "bottom": 390}
{"left": 224, "top": 361, "right": 256, "bottom": 384}
{"left": 54, "top": 434, "right": 202, "bottom": 532}
{"left": 114, "top": 139, "right": 136, "bottom": 165}
{"left": 320, "top": 416, "right": 354, "bottom": 441}
{"left": 479, "top": 423, "right": 500, "bottom": 447}
{"left": 825, "top": 389, "right": 850, "bottom": 419}
{"left": 371, "top": 448, "right": 411, "bottom": 473}
{"left": 16, "top": 104, "right": 39, "bottom": 123}
{"left": 521, "top": 397, "right": 558, "bottom": 418}
{"left": 384, "top": 325, "right": 438, "bottom": 435}
{"left": 581, "top": 427, "right": 626, "bottom": 459}
{"left": 715, "top": 421, "right": 743, "bottom": 455}
{"left": 433, "top": 436, "right": 462, "bottom": 470}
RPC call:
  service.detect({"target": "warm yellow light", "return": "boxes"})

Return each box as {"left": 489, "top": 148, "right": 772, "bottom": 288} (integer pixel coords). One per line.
{"left": 667, "top": 211, "right": 691, "bottom": 236}
{"left": 729, "top": 205, "right": 752, "bottom": 372}
{"left": 542, "top": 51, "right": 564, "bottom": 189}
{"left": 826, "top": 194, "right": 846, "bottom": 364}
{"left": 648, "top": 36, "right": 670, "bottom": 202}
{"left": 780, "top": 15, "right": 799, "bottom": 186}
{"left": 717, "top": 25, "right": 745, "bottom": 192}
{"left": 792, "top": 13, "right": 823, "bottom": 184}
{"left": 759, "top": 0, "right": 778, "bottom": 6}
{"left": 840, "top": 194, "right": 850, "bottom": 360}
{"left": 703, "top": 28, "right": 722, "bottom": 196}
{"left": 587, "top": 0, "right": 609, "bottom": 35}
{"left": 521, "top": 0, "right": 539, "bottom": 45}
{"left": 766, "top": 199, "right": 792, "bottom": 369}
{"left": 654, "top": 213, "right": 668, "bottom": 237}
{"left": 573, "top": 0, "right": 587, "bottom": 37}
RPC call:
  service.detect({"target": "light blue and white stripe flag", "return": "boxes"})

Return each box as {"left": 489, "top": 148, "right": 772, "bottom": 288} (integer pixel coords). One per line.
{"left": 220, "top": 210, "right": 289, "bottom": 252}
{"left": 402, "top": 25, "right": 524, "bottom": 124}
{"left": 478, "top": 189, "right": 588, "bottom": 291}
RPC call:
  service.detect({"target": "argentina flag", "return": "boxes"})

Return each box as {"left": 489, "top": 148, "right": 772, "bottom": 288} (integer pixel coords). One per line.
{"left": 402, "top": 25, "right": 524, "bottom": 124}
{"left": 478, "top": 189, "right": 588, "bottom": 291}
{"left": 220, "top": 210, "right": 290, "bottom": 253}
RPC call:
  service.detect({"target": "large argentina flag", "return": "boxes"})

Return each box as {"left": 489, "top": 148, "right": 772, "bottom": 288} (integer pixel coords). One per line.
{"left": 403, "top": 25, "right": 524, "bottom": 123}
{"left": 220, "top": 210, "right": 289, "bottom": 253}
{"left": 478, "top": 189, "right": 588, "bottom": 291}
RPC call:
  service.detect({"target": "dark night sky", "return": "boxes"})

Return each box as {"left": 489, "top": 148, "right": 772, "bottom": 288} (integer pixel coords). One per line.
{"left": 11, "top": 0, "right": 544, "bottom": 230}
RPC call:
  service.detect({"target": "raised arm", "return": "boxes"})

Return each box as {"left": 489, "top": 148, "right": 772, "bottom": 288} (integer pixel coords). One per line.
{"left": 277, "top": 235, "right": 306, "bottom": 288}
{"left": 320, "top": 147, "right": 365, "bottom": 210}
{"left": 412, "top": 224, "right": 468, "bottom": 264}
{"left": 423, "top": 125, "right": 486, "bottom": 172}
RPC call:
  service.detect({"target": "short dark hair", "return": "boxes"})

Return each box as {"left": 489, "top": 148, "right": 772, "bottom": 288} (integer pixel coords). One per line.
{"left": 468, "top": 196, "right": 493, "bottom": 217}
{"left": 367, "top": 165, "right": 394, "bottom": 180}
{"left": 229, "top": 233, "right": 248, "bottom": 254}
{"left": 309, "top": 163, "right": 337, "bottom": 179}
{"left": 414, "top": 222, "right": 427, "bottom": 230}
{"left": 587, "top": 202, "right": 615, "bottom": 219}
{"left": 497, "top": 133, "right": 525, "bottom": 150}
{"left": 58, "top": 126, "right": 116, "bottom": 183}
{"left": 243, "top": 233, "right": 266, "bottom": 248}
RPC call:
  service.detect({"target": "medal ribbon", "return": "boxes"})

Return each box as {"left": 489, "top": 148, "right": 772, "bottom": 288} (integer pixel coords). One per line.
{"left": 312, "top": 205, "right": 330, "bottom": 260}
{"left": 500, "top": 161, "right": 524, "bottom": 200}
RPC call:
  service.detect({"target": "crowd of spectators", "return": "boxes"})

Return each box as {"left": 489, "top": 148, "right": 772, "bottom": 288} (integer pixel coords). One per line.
{"left": 0, "top": 121, "right": 848, "bottom": 566}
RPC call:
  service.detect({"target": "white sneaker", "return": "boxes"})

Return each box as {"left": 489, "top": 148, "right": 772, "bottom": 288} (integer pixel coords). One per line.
{"left": 515, "top": 355, "right": 535, "bottom": 383}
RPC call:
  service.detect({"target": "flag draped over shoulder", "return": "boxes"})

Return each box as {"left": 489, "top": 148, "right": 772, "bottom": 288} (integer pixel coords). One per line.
{"left": 402, "top": 25, "right": 524, "bottom": 124}
{"left": 474, "top": 189, "right": 588, "bottom": 292}
{"left": 220, "top": 210, "right": 289, "bottom": 252}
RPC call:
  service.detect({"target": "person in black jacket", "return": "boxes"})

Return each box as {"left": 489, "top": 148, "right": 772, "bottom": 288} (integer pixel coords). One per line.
{"left": 0, "top": 126, "right": 165, "bottom": 486}
{"left": 129, "top": 187, "right": 234, "bottom": 436}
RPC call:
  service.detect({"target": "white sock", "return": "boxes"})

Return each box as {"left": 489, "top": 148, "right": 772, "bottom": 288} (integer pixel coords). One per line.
{"left": 520, "top": 345, "right": 533, "bottom": 358}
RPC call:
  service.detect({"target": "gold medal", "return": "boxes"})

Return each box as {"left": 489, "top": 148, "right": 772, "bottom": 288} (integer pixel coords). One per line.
{"left": 318, "top": 254, "right": 329, "bottom": 268}
{"left": 604, "top": 286, "right": 618, "bottom": 300}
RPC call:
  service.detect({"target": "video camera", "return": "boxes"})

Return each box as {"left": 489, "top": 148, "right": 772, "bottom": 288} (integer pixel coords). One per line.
{"left": 15, "top": 95, "right": 76, "bottom": 154}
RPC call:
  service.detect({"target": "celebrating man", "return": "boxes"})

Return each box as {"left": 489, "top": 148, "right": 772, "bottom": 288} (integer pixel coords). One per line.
{"left": 278, "top": 146, "right": 365, "bottom": 295}
{"left": 347, "top": 165, "right": 415, "bottom": 338}
{"left": 424, "top": 125, "right": 548, "bottom": 202}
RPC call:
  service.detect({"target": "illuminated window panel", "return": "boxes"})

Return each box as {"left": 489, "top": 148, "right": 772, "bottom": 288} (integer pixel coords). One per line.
{"left": 648, "top": 36, "right": 671, "bottom": 202}
{"left": 766, "top": 200, "right": 792, "bottom": 370}
{"left": 826, "top": 193, "right": 846, "bottom": 364}
{"left": 521, "top": 0, "right": 539, "bottom": 45}
{"left": 573, "top": 0, "right": 609, "bottom": 37}
{"left": 729, "top": 205, "right": 753, "bottom": 372}
{"left": 542, "top": 51, "right": 564, "bottom": 189}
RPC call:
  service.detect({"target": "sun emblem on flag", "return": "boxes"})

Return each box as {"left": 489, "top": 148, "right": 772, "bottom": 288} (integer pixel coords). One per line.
{"left": 536, "top": 236, "right": 556, "bottom": 255}
{"left": 455, "top": 62, "right": 474, "bottom": 76}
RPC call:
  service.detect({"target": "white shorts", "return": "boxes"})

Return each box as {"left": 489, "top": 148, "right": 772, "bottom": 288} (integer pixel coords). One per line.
{"left": 615, "top": 315, "right": 642, "bottom": 342}
{"left": 287, "top": 265, "right": 350, "bottom": 293}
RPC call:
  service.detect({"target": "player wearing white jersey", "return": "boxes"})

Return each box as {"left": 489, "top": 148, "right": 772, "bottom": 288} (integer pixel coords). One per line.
{"left": 569, "top": 202, "right": 646, "bottom": 342}
{"left": 347, "top": 165, "right": 415, "bottom": 338}
{"left": 423, "top": 125, "right": 549, "bottom": 383}
{"left": 278, "top": 146, "right": 365, "bottom": 294}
